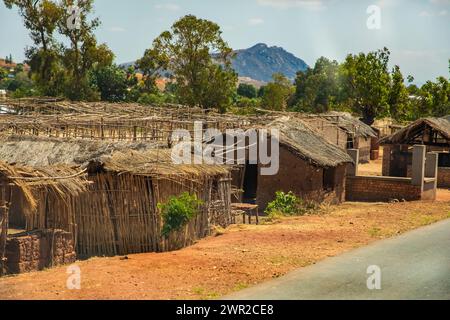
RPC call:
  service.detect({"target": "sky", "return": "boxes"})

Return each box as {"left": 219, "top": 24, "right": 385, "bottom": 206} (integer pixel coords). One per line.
{"left": 0, "top": 0, "right": 449, "bottom": 84}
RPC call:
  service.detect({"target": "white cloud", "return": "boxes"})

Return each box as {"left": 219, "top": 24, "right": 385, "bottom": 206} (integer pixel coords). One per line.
{"left": 256, "top": 0, "right": 327, "bottom": 11}
{"left": 154, "top": 3, "right": 181, "bottom": 11}
{"left": 438, "top": 9, "right": 448, "bottom": 15}
{"left": 248, "top": 18, "right": 264, "bottom": 26}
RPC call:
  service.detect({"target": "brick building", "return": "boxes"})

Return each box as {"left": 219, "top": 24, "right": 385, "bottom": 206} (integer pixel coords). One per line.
{"left": 380, "top": 117, "right": 450, "bottom": 188}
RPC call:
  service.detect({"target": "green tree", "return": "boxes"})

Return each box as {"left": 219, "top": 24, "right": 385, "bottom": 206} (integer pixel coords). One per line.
{"left": 0, "top": 68, "right": 8, "bottom": 81}
{"left": 419, "top": 77, "right": 450, "bottom": 118}
{"left": 136, "top": 47, "right": 166, "bottom": 93}
{"left": 261, "top": 73, "right": 294, "bottom": 111}
{"left": 4, "top": 0, "right": 62, "bottom": 95}
{"left": 291, "top": 57, "right": 342, "bottom": 113}
{"left": 142, "top": 15, "right": 237, "bottom": 111}
{"left": 237, "top": 83, "right": 257, "bottom": 99}
{"left": 90, "top": 65, "right": 128, "bottom": 102}
{"left": 58, "top": 0, "right": 114, "bottom": 100}
{"left": 341, "top": 47, "right": 391, "bottom": 125}
{"left": 388, "top": 65, "right": 410, "bottom": 121}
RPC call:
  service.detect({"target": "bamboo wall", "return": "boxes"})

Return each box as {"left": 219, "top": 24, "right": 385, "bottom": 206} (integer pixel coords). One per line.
{"left": 0, "top": 179, "right": 11, "bottom": 276}
{"left": 19, "top": 172, "right": 232, "bottom": 257}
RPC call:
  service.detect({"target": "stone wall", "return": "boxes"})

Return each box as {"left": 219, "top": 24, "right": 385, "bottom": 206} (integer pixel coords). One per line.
{"left": 4, "top": 229, "right": 75, "bottom": 275}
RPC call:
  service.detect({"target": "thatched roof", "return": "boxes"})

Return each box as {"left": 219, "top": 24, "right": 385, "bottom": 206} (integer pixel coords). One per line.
{"left": 0, "top": 161, "right": 89, "bottom": 209}
{"left": 320, "top": 112, "right": 377, "bottom": 138}
{"left": 267, "top": 117, "right": 353, "bottom": 168}
{"left": 0, "top": 136, "right": 229, "bottom": 179}
{"left": 0, "top": 135, "right": 162, "bottom": 167}
{"left": 103, "top": 149, "right": 229, "bottom": 179}
{"left": 380, "top": 117, "right": 450, "bottom": 145}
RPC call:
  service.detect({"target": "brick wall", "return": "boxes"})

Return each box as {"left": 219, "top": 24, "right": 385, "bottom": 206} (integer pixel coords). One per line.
{"left": 437, "top": 167, "right": 450, "bottom": 188}
{"left": 407, "top": 165, "right": 450, "bottom": 188}
{"left": 346, "top": 176, "right": 423, "bottom": 202}
{"left": 5, "top": 229, "right": 76, "bottom": 275}
{"left": 257, "top": 147, "right": 347, "bottom": 210}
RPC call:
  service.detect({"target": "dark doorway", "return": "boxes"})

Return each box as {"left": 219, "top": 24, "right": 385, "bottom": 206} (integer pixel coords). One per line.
{"left": 243, "top": 163, "right": 258, "bottom": 204}
{"left": 390, "top": 146, "right": 409, "bottom": 177}
{"left": 323, "top": 168, "right": 336, "bottom": 191}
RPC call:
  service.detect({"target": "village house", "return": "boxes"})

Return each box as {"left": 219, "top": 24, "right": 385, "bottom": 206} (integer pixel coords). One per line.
{"left": 300, "top": 112, "right": 378, "bottom": 163}
{"left": 380, "top": 117, "right": 450, "bottom": 188}
{"left": 230, "top": 117, "right": 354, "bottom": 210}
{"left": 0, "top": 136, "right": 232, "bottom": 275}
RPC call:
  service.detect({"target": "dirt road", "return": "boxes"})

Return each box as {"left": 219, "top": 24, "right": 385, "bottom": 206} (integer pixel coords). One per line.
{"left": 0, "top": 191, "right": 449, "bottom": 300}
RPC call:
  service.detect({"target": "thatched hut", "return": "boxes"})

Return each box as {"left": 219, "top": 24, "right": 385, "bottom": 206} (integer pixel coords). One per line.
{"left": 0, "top": 136, "right": 232, "bottom": 260}
{"left": 0, "top": 162, "right": 89, "bottom": 275}
{"left": 380, "top": 117, "right": 450, "bottom": 188}
{"left": 232, "top": 117, "right": 353, "bottom": 210}
{"left": 300, "top": 112, "right": 377, "bottom": 163}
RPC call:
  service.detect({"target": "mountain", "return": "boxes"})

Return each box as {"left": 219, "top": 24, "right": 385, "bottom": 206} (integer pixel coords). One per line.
{"left": 120, "top": 43, "right": 308, "bottom": 84}
{"left": 231, "top": 43, "right": 308, "bottom": 83}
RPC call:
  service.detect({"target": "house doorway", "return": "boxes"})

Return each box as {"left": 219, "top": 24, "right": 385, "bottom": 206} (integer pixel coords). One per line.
{"left": 242, "top": 163, "right": 258, "bottom": 204}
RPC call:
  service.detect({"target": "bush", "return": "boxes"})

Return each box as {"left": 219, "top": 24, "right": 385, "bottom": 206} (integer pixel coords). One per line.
{"left": 265, "top": 191, "right": 319, "bottom": 219}
{"left": 158, "top": 192, "right": 203, "bottom": 237}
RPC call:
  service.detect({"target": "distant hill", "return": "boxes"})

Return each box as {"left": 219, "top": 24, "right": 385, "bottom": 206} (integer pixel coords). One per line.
{"left": 120, "top": 43, "right": 308, "bottom": 85}
{"left": 231, "top": 43, "right": 308, "bottom": 83}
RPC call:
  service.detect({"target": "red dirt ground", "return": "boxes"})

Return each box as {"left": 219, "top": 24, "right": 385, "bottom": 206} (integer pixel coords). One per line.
{"left": 1, "top": 190, "right": 449, "bottom": 300}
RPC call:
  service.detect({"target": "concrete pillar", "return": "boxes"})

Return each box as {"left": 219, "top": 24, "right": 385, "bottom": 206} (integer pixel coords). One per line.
{"left": 425, "top": 152, "right": 439, "bottom": 187}
{"left": 347, "top": 149, "right": 359, "bottom": 176}
{"left": 412, "top": 145, "right": 426, "bottom": 189}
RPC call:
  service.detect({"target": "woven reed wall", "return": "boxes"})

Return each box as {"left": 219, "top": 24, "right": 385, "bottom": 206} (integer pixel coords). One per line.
{"left": 15, "top": 172, "right": 231, "bottom": 257}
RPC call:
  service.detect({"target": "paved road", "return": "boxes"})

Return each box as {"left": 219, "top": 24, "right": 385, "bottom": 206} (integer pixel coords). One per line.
{"left": 226, "top": 219, "right": 450, "bottom": 300}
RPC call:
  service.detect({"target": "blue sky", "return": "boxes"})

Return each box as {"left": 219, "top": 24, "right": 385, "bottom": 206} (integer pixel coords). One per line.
{"left": 1, "top": 0, "right": 449, "bottom": 84}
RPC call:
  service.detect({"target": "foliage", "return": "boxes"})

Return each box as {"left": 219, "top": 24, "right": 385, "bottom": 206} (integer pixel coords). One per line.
{"left": 237, "top": 83, "right": 257, "bottom": 99}
{"left": 135, "top": 47, "right": 166, "bottom": 94}
{"left": 158, "top": 192, "right": 203, "bottom": 237}
{"left": 290, "top": 57, "right": 342, "bottom": 113}
{"left": 0, "top": 68, "right": 8, "bottom": 81}
{"left": 4, "top": 0, "right": 114, "bottom": 100}
{"left": 140, "top": 15, "right": 237, "bottom": 111}
{"left": 90, "top": 65, "right": 128, "bottom": 102}
{"left": 261, "top": 73, "right": 294, "bottom": 111}
{"left": 388, "top": 65, "right": 410, "bottom": 121}
{"left": 265, "top": 191, "right": 319, "bottom": 220}
{"left": 229, "top": 97, "right": 260, "bottom": 115}
{"left": 341, "top": 47, "right": 391, "bottom": 125}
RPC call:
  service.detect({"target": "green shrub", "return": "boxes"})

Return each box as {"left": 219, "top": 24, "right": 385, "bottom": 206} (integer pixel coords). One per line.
{"left": 158, "top": 192, "right": 203, "bottom": 237}
{"left": 265, "top": 191, "right": 319, "bottom": 219}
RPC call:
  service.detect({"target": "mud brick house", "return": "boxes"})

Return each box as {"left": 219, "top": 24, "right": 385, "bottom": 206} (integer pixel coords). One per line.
{"left": 0, "top": 136, "right": 232, "bottom": 274}
{"left": 231, "top": 117, "right": 353, "bottom": 210}
{"left": 380, "top": 117, "right": 450, "bottom": 188}
{"left": 303, "top": 112, "right": 378, "bottom": 163}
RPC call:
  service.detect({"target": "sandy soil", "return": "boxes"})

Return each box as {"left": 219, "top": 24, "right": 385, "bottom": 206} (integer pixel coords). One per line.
{"left": 1, "top": 191, "right": 449, "bottom": 300}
